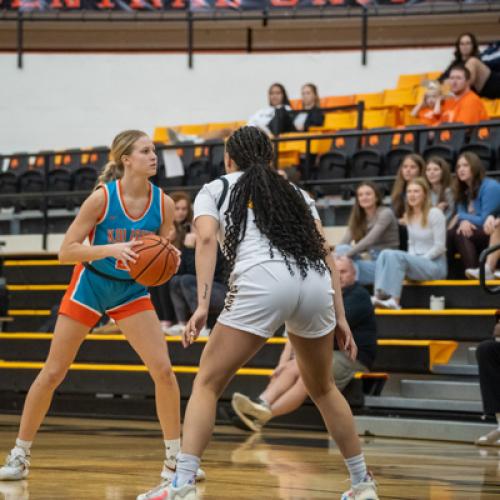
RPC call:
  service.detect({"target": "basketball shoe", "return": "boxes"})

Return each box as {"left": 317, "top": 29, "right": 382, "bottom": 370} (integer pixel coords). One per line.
{"left": 341, "top": 472, "right": 379, "bottom": 500}
{"left": 160, "top": 461, "right": 206, "bottom": 482}
{"left": 0, "top": 449, "right": 30, "bottom": 481}
{"left": 137, "top": 478, "right": 196, "bottom": 500}
{"left": 231, "top": 392, "right": 272, "bottom": 432}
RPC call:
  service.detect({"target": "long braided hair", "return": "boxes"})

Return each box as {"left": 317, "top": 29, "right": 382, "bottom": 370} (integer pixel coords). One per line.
{"left": 223, "top": 126, "right": 328, "bottom": 279}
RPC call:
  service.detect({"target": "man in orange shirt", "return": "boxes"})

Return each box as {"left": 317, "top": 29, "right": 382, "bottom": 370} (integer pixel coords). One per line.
{"left": 441, "top": 65, "right": 489, "bottom": 124}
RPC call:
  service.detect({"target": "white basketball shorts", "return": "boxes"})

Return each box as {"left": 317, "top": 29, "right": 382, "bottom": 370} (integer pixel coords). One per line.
{"left": 218, "top": 260, "right": 336, "bottom": 339}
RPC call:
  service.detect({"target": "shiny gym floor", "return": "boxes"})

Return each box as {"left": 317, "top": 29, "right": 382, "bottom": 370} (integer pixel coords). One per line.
{"left": 0, "top": 415, "right": 498, "bottom": 500}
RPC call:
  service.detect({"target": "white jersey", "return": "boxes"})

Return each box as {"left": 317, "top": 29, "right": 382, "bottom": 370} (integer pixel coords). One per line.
{"left": 193, "top": 171, "right": 320, "bottom": 277}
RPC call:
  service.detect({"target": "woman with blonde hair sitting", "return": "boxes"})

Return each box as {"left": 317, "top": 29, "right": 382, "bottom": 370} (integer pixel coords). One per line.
{"left": 372, "top": 178, "right": 447, "bottom": 310}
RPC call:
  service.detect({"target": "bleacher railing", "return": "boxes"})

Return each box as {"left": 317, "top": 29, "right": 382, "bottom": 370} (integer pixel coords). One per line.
{"left": 1, "top": 0, "right": 499, "bottom": 69}
{"left": 0, "top": 120, "right": 499, "bottom": 249}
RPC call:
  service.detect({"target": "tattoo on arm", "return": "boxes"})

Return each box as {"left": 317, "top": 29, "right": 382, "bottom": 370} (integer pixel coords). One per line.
{"left": 203, "top": 284, "right": 209, "bottom": 299}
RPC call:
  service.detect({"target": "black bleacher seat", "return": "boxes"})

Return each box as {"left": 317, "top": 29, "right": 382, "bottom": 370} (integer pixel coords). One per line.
{"left": 460, "top": 120, "right": 500, "bottom": 171}
{"left": 423, "top": 124, "right": 468, "bottom": 169}
{"left": 0, "top": 155, "right": 18, "bottom": 209}
{"left": 46, "top": 151, "right": 75, "bottom": 209}
{"left": 315, "top": 132, "right": 359, "bottom": 195}
{"left": 72, "top": 148, "right": 108, "bottom": 203}
{"left": 184, "top": 158, "right": 212, "bottom": 186}
{"left": 351, "top": 128, "right": 393, "bottom": 179}
{"left": 16, "top": 154, "right": 45, "bottom": 210}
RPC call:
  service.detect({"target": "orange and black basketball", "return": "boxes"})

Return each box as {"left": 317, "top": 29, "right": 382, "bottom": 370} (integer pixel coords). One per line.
{"left": 128, "top": 234, "right": 179, "bottom": 287}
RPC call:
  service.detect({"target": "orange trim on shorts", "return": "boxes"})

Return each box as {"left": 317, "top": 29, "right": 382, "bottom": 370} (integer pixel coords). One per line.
{"left": 59, "top": 263, "right": 102, "bottom": 327}
{"left": 107, "top": 296, "right": 154, "bottom": 322}
{"left": 59, "top": 298, "right": 101, "bottom": 328}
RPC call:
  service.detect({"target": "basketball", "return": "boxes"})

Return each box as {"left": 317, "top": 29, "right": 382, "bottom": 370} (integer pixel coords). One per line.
{"left": 128, "top": 234, "right": 179, "bottom": 287}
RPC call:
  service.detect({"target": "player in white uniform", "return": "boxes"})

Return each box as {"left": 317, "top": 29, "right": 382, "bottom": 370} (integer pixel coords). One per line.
{"left": 138, "top": 126, "right": 379, "bottom": 500}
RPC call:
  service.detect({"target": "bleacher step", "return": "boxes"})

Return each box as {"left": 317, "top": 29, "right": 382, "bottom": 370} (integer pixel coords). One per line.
{"left": 364, "top": 396, "right": 482, "bottom": 413}
{"left": 400, "top": 379, "right": 481, "bottom": 402}
{"left": 432, "top": 363, "right": 479, "bottom": 376}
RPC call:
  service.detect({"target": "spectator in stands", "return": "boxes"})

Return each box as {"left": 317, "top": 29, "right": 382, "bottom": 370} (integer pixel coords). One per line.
{"left": 447, "top": 152, "right": 500, "bottom": 276}
{"left": 150, "top": 191, "right": 193, "bottom": 332}
{"left": 230, "top": 256, "right": 377, "bottom": 431}
{"left": 335, "top": 181, "right": 399, "bottom": 285}
{"left": 372, "top": 178, "right": 447, "bottom": 310}
{"left": 440, "top": 65, "right": 489, "bottom": 124}
{"left": 475, "top": 315, "right": 500, "bottom": 447}
{"left": 391, "top": 154, "right": 425, "bottom": 251}
{"left": 439, "top": 33, "right": 500, "bottom": 99}
{"left": 424, "top": 157, "right": 455, "bottom": 223}
{"left": 292, "top": 83, "right": 325, "bottom": 132}
{"left": 411, "top": 81, "right": 443, "bottom": 127}
{"left": 465, "top": 215, "right": 500, "bottom": 280}
{"left": 247, "top": 83, "right": 295, "bottom": 136}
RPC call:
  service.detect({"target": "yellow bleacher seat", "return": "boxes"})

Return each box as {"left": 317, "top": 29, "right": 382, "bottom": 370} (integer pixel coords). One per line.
{"left": 277, "top": 132, "right": 333, "bottom": 156}
{"left": 397, "top": 73, "right": 425, "bottom": 89}
{"left": 355, "top": 92, "right": 384, "bottom": 109}
{"left": 153, "top": 127, "right": 168, "bottom": 143}
{"left": 383, "top": 88, "right": 418, "bottom": 108}
{"left": 179, "top": 124, "right": 209, "bottom": 136}
{"left": 206, "top": 121, "right": 235, "bottom": 132}
{"left": 363, "top": 109, "right": 398, "bottom": 129}
{"left": 482, "top": 99, "right": 497, "bottom": 118}
{"left": 323, "top": 111, "right": 357, "bottom": 130}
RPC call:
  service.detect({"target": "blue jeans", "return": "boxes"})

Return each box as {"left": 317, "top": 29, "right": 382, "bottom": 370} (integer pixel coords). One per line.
{"left": 374, "top": 249, "right": 447, "bottom": 299}
{"left": 335, "top": 244, "right": 380, "bottom": 285}
{"left": 169, "top": 274, "right": 227, "bottom": 323}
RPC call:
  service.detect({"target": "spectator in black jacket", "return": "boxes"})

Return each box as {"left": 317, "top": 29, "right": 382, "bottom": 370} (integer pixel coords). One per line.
{"left": 293, "top": 83, "right": 325, "bottom": 132}
{"left": 230, "top": 256, "right": 377, "bottom": 431}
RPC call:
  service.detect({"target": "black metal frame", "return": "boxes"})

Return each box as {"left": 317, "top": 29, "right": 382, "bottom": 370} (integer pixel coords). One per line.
{"left": 2, "top": 0, "right": 499, "bottom": 69}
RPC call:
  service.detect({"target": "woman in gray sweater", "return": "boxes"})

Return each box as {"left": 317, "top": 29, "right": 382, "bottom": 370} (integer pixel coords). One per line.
{"left": 335, "top": 181, "right": 399, "bottom": 284}
{"left": 372, "top": 178, "right": 447, "bottom": 310}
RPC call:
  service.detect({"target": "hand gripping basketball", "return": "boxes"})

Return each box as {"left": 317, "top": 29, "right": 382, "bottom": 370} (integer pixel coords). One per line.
{"left": 128, "top": 234, "right": 181, "bottom": 287}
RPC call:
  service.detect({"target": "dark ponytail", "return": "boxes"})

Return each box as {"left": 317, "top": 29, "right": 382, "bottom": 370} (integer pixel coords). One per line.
{"left": 224, "top": 126, "right": 327, "bottom": 278}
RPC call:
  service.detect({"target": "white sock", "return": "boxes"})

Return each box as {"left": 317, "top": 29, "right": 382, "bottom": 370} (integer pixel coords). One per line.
{"left": 496, "top": 413, "right": 500, "bottom": 431}
{"left": 14, "top": 438, "right": 32, "bottom": 455}
{"left": 345, "top": 453, "right": 368, "bottom": 486}
{"left": 164, "top": 438, "right": 180, "bottom": 467}
{"left": 174, "top": 452, "right": 200, "bottom": 487}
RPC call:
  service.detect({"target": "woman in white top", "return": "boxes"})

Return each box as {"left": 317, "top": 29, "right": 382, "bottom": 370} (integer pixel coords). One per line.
{"left": 247, "top": 83, "right": 294, "bottom": 136}
{"left": 372, "top": 177, "right": 447, "bottom": 310}
{"left": 138, "top": 126, "right": 379, "bottom": 500}
{"left": 424, "top": 156, "right": 455, "bottom": 223}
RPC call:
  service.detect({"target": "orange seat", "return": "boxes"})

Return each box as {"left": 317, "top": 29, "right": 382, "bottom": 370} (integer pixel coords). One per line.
{"left": 355, "top": 92, "right": 384, "bottom": 109}
{"left": 383, "top": 88, "right": 418, "bottom": 107}
{"left": 321, "top": 95, "right": 356, "bottom": 108}
{"left": 323, "top": 112, "right": 357, "bottom": 130}
{"left": 153, "top": 127, "right": 169, "bottom": 143}
{"left": 289, "top": 98, "right": 303, "bottom": 110}
{"left": 426, "top": 70, "right": 442, "bottom": 81}
{"left": 481, "top": 99, "right": 497, "bottom": 118}
{"left": 363, "top": 109, "right": 397, "bottom": 129}
{"left": 397, "top": 73, "right": 425, "bottom": 89}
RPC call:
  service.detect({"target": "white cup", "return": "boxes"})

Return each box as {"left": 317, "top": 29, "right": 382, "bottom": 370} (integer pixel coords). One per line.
{"left": 430, "top": 295, "right": 445, "bottom": 310}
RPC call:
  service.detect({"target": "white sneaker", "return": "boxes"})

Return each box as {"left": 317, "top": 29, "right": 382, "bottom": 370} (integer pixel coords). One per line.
{"left": 137, "top": 480, "right": 196, "bottom": 500}
{"left": 160, "top": 461, "right": 206, "bottom": 482}
{"left": 0, "top": 480, "right": 29, "bottom": 500}
{"left": 198, "top": 327, "right": 210, "bottom": 338}
{"left": 475, "top": 428, "right": 500, "bottom": 446}
{"left": 341, "top": 473, "right": 379, "bottom": 500}
{"left": 231, "top": 393, "right": 272, "bottom": 432}
{"left": 372, "top": 297, "right": 400, "bottom": 310}
{"left": 0, "top": 450, "right": 30, "bottom": 481}
{"left": 166, "top": 324, "right": 185, "bottom": 336}
{"left": 465, "top": 266, "right": 494, "bottom": 281}
{"left": 494, "top": 270, "right": 500, "bottom": 280}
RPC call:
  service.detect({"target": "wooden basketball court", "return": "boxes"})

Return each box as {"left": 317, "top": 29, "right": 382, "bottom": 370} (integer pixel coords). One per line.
{"left": 0, "top": 415, "right": 499, "bottom": 500}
